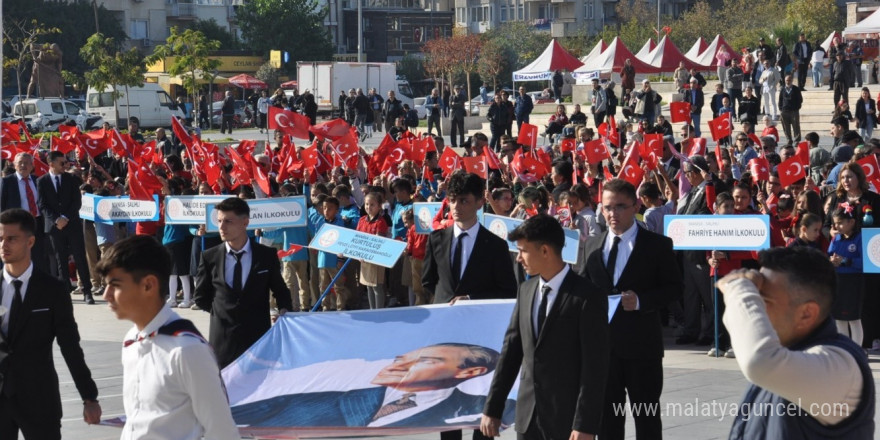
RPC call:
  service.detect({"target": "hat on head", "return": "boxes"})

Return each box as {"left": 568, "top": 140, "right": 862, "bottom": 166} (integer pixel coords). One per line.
{"left": 832, "top": 144, "right": 854, "bottom": 162}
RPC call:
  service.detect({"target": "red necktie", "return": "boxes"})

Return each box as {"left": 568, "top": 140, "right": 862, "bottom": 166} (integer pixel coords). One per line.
{"left": 22, "top": 178, "right": 37, "bottom": 217}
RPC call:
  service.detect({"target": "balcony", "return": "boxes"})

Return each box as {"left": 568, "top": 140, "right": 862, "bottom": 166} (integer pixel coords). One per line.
{"left": 550, "top": 19, "right": 577, "bottom": 37}
{"left": 166, "top": 3, "right": 197, "bottom": 19}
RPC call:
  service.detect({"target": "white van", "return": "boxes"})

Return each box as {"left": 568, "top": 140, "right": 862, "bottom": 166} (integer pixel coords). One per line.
{"left": 87, "top": 83, "right": 185, "bottom": 129}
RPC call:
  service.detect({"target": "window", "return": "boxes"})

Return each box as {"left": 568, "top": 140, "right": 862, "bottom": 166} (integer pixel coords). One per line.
{"left": 131, "top": 20, "right": 148, "bottom": 40}
{"left": 587, "top": 1, "right": 593, "bottom": 19}
{"left": 157, "top": 92, "right": 174, "bottom": 107}
{"left": 518, "top": 4, "right": 523, "bottom": 19}
{"left": 65, "top": 101, "right": 81, "bottom": 115}
{"left": 364, "top": 18, "right": 371, "bottom": 31}
{"left": 89, "top": 92, "right": 115, "bottom": 108}
{"left": 50, "top": 102, "right": 64, "bottom": 114}
{"left": 538, "top": 4, "right": 546, "bottom": 19}
{"left": 390, "top": 17, "right": 400, "bottom": 30}
{"left": 483, "top": 5, "right": 490, "bottom": 22}
{"left": 500, "top": 5, "right": 507, "bottom": 21}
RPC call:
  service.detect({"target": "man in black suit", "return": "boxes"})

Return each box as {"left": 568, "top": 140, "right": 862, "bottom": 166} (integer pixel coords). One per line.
{"left": 482, "top": 214, "right": 609, "bottom": 440}
{"left": 579, "top": 179, "right": 682, "bottom": 440}
{"left": 37, "top": 151, "right": 95, "bottom": 304}
{"left": 0, "top": 152, "right": 48, "bottom": 273}
{"left": 231, "top": 343, "right": 515, "bottom": 428}
{"left": 0, "top": 209, "right": 101, "bottom": 438}
{"left": 422, "top": 171, "right": 517, "bottom": 440}
{"left": 194, "top": 197, "right": 293, "bottom": 368}
{"left": 675, "top": 155, "right": 714, "bottom": 346}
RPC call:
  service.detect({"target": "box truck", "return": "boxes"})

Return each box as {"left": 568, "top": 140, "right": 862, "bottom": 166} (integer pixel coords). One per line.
{"left": 297, "top": 62, "right": 414, "bottom": 115}
{"left": 87, "top": 83, "right": 185, "bottom": 129}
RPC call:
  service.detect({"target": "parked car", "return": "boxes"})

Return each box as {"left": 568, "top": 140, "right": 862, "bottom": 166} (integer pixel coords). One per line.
{"left": 413, "top": 97, "right": 427, "bottom": 119}
{"left": 211, "top": 100, "right": 252, "bottom": 128}
{"left": 87, "top": 83, "right": 184, "bottom": 129}
{"left": 13, "top": 97, "right": 104, "bottom": 133}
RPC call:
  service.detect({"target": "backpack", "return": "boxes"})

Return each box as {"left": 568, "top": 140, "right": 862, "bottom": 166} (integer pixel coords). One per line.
{"left": 405, "top": 109, "right": 419, "bottom": 128}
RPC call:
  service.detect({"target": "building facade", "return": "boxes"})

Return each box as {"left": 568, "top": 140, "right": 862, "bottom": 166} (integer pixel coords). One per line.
{"left": 341, "top": 0, "right": 454, "bottom": 61}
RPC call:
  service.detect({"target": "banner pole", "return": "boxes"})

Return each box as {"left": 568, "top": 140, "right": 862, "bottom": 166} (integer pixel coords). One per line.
{"left": 713, "top": 267, "right": 719, "bottom": 358}
{"left": 311, "top": 258, "right": 352, "bottom": 312}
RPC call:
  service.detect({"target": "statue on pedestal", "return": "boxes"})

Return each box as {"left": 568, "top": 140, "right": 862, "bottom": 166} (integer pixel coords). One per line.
{"left": 27, "top": 43, "right": 64, "bottom": 98}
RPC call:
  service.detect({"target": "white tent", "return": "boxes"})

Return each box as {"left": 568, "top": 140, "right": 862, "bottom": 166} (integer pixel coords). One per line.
{"left": 512, "top": 39, "right": 584, "bottom": 82}
{"left": 634, "top": 39, "right": 655, "bottom": 59}
{"left": 844, "top": 8, "right": 880, "bottom": 38}
{"left": 689, "top": 34, "right": 738, "bottom": 68}
{"left": 684, "top": 37, "right": 708, "bottom": 60}
{"left": 580, "top": 40, "right": 607, "bottom": 65}
{"left": 821, "top": 31, "right": 842, "bottom": 51}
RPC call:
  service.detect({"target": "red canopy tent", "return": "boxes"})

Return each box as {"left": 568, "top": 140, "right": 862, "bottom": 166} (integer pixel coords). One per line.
{"left": 684, "top": 37, "right": 708, "bottom": 61}
{"left": 691, "top": 35, "right": 740, "bottom": 68}
{"left": 574, "top": 37, "right": 661, "bottom": 75}
{"left": 512, "top": 39, "right": 584, "bottom": 81}
{"left": 637, "top": 36, "right": 710, "bottom": 72}
{"left": 634, "top": 39, "right": 657, "bottom": 59}
{"left": 228, "top": 74, "right": 268, "bottom": 90}
{"left": 580, "top": 39, "right": 607, "bottom": 65}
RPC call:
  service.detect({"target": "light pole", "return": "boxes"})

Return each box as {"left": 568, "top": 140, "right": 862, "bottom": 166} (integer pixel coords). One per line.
{"left": 656, "top": 0, "right": 660, "bottom": 41}
{"left": 357, "top": 0, "right": 363, "bottom": 62}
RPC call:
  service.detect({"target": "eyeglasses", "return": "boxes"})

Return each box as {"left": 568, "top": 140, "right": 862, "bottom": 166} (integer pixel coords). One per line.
{"left": 602, "top": 203, "right": 635, "bottom": 213}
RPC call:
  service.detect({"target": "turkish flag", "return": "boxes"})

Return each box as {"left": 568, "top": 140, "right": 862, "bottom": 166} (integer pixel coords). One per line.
{"left": 517, "top": 123, "right": 539, "bottom": 148}
{"left": 560, "top": 138, "right": 576, "bottom": 153}
{"left": 438, "top": 146, "right": 461, "bottom": 177}
{"left": 683, "top": 137, "right": 707, "bottom": 157}
{"left": 669, "top": 102, "right": 692, "bottom": 123}
{"left": 409, "top": 137, "right": 429, "bottom": 164}
{"left": 224, "top": 145, "right": 253, "bottom": 185}
{"left": 643, "top": 134, "right": 664, "bottom": 156}
{"left": 269, "top": 107, "right": 311, "bottom": 139}
{"left": 32, "top": 154, "right": 49, "bottom": 177}
{"left": 251, "top": 156, "right": 272, "bottom": 195}
{"left": 369, "top": 134, "right": 397, "bottom": 179}
{"left": 127, "top": 159, "right": 163, "bottom": 201}
{"left": 171, "top": 116, "right": 193, "bottom": 148}
{"left": 382, "top": 143, "right": 409, "bottom": 173}
{"left": 236, "top": 139, "right": 257, "bottom": 158}
{"left": 511, "top": 149, "right": 547, "bottom": 182}
{"left": 462, "top": 156, "right": 488, "bottom": 179}
{"left": 425, "top": 135, "right": 437, "bottom": 153}
{"left": 617, "top": 146, "right": 644, "bottom": 186}
{"left": 583, "top": 139, "right": 611, "bottom": 164}
{"left": 56, "top": 125, "right": 80, "bottom": 142}
{"left": 301, "top": 143, "right": 320, "bottom": 169}
{"left": 748, "top": 133, "right": 763, "bottom": 151}
{"left": 277, "top": 243, "right": 305, "bottom": 259}
{"left": 80, "top": 129, "right": 111, "bottom": 157}
{"left": 0, "top": 121, "right": 27, "bottom": 145}
{"left": 748, "top": 157, "right": 771, "bottom": 183}
{"left": 607, "top": 116, "right": 620, "bottom": 147}
{"left": 331, "top": 131, "right": 360, "bottom": 163}
{"left": 795, "top": 141, "right": 810, "bottom": 168}
{"left": 139, "top": 140, "right": 158, "bottom": 165}
{"left": 484, "top": 147, "right": 503, "bottom": 170}
{"left": 199, "top": 147, "right": 223, "bottom": 186}
{"left": 51, "top": 136, "right": 77, "bottom": 154}
{"left": 708, "top": 113, "right": 732, "bottom": 142}
{"left": 777, "top": 155, "right": 806, "bottom": 188}
{"left": 714, "top": 143, "right": 725, "bottom": 173}
{"left": 638, "top": 141, "right": 659, "bottom": 170}
{"left": 858, "top": 155, "right": 880, "bottom": 190}
{"left": 309, "top": 118, "right": 350, "bottom": 140}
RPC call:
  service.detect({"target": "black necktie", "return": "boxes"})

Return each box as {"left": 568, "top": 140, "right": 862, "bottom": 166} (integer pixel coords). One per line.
{"left": 607, "top": 236, "right": 621, "bottom": 282}
{"left": 7, "top": 280, "right": 23, "bottom": 337}
{"left": 451, "top": 232, "right": 468, "bottom": 287}
{"left": 537, "top": 284, "right": 551, "bottom": 338}
{"left": 232, "top": 251, "right": 244, "bottom": 291}
{"left": 54, "top": 175, "right": 61, "bottom": 193}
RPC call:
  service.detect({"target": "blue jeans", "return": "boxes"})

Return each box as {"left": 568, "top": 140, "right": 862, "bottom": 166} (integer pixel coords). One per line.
{"left": 812, "top": 66, "right": 823, "bottom": 87}
{"left": 691, "top": 113, "right": 701, "bottom": 137}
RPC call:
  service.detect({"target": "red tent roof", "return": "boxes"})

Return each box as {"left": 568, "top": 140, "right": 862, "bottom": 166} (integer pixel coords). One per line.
{"left": 638, "top": 36, "right": 710, "bottom": 72}
{"left": 692, "top": 35, "right": 741, "bottom": 67}
{"left": 574, "top": 37, "right": 660, "bottom": 74}
{"left": 634, "top": 39, "right": 657, "bottom": 59}
{"left": 512, "top": 39, "right": 583, "bottom": 80}
{"left": 684, "top": 37, "right": 708, "bottom": 60}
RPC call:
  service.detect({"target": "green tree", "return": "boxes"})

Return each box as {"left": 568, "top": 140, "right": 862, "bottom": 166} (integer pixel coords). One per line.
{"left": 146, "top": 27, "right": 222, "bottom": 106}
{"left": 80, "top": 33, "right": 148, "bottom": 126}
{"left": 236, "top": 0, "right": 333, "bottom": 70}
{"left": 785, "top": 0, "right": 841, "bottom": 42}
{"left": 255, "top": 62, "right": 281, "bottom": 90}
{"left": 483, "top": 22, "right": 551, "bottom": 85}
{"left": 1, "top": 18, "right": 59, "bottom": 101}
{"left": 396, "top": 54, "right": 426, "bottom": 85}
{"left": 191, "top": 18, "right": 241, "bottom": 50}
{"left": 477, "top": 38, "right": 508, "bottom": 90}
{"left": 669, "top": 1, "right": 713, "bottom": 50}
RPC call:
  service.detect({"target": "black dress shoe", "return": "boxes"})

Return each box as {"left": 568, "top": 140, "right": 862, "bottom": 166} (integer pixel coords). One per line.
{"left": 696, "top": 337, "right": 713, "bottom": 345}
{"left": 85, "top": 294, "right": 96, "bottom": 305}
{"left": 675, "top": 335, "right": 697, "bottom": 345}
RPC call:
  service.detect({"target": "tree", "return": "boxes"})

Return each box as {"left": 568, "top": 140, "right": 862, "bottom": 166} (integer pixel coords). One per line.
{"left": 785, "top": 0, "right": 841, "bottom": 42}
{"left": 2, "top": 19, "right": 59, "bottom": 101}
{"left": 236, "top": 0, "right": 333, "bottom": 71}
{"left": 191, "top": 18, "right": 241, "bottom": 50}
{"left": 669, "top": 1, "right": 713, "bottom": 50}
{"left": 146, "top": 27, "right": 222, "bottom": 106}
{"left": 80, "top": 33, "right": 148, "bottom": 126}
{"left": 453, "top": 34, "right": 482, "bottom": 110}
{"left": 477, "top": 38, "right": 508, "bottom": 90}
{"left": 396, "top": 54, "right": 426, "bottom": 85}
{"left": 255, "top": 62, "right": 281, "bottom": 90}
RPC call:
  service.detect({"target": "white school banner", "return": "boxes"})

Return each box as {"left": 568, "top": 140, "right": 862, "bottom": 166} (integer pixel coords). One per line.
{"left": 205, "top": 196, "right": 308, "bottom": 232}
{"left": 80, "top": 194, "right": 160, "bottom": 223}
{"left": 165, "top": 195, "right": 229, "bottom": 224}
{"left": 663, "top": 215, "right": 771, "bottom": 250}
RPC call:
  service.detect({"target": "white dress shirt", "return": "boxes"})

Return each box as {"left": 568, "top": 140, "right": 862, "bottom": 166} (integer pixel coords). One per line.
{"left": 121, "top": 306, "right": 240, "bottom": 440}
{"left": 532, "top": 265, "right": 569, "bottom": 337}
{"left": 602, "top": 221, "right": 638, "bottom": 286}
{"left": 368, "top": 387, "right": 457, "bottom": 427}
{"left": 15, "top": 172, "right": 39, "bottom": 214}
{"left": 47, "top": 170, "right": 63, "bottom": 192}
{"left": 224, "top": 240, "right": 253, "bottom": 289}
{"left": 1, "top": 263, "right": 33, "bottom": 336}
{"left": 721, "top": 277, "right": 862, "bottom": 426}
{"left": 450, "top": 221, "right": 480, "bottom": 280}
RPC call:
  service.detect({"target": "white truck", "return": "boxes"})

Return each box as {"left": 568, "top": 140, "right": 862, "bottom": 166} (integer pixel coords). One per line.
{"left": 297, "top": 62, "right": 414, "bottom": 115}
{"left": 87, "top": 83, "right": 185, "bottom": 129}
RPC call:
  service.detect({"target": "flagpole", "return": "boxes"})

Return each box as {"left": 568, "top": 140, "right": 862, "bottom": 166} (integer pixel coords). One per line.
{"left": 311, "top": 258, "right": 352, "bottom": 312}
{"left": 713, "top": 268, "right": 720, "bottom": 358}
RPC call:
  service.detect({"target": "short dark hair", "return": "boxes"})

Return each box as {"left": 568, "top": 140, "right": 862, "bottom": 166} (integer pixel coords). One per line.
{"left": 426, "top": 342, "right": 500, "bottom": 373}
{"left": 323, "top": 196, "right": 340, "bottom": 208}
{"left": 446, "top": 172, "right": 484, "bottom": 199}
{"left": 507, "top": 213, "right": 565, "bottom": 255}
{"left": 602, "top": 179, "right": 637, "bottom": 203}
{"left": 714, "top": 191, "right": 734, "bottom": 208}
{"left": 0, "top": 209, "right": 35, "bottom": 236}
{"left": 552, "top": 161, "right": 574, "bottom": 182}
{"left": 831, "top": 116, "right": 850, "bottom": 131}
{"left": 96, "top": 235, "right": 171, "bottom": 299}
{"left": 214, "top": 197, "right": 250, "bottom": 217}
{"left": 638, "top": 182, "right": 661, "bottom": 199}
{"left": 805, "top": 132, "right": 819, "bottom": 146}
{"left": 391, "top": 178, "right": 413, "bottom": 194}
{"left": 758, "top": 246, "right": 836, "bottom": 318}
{"left": 47, "top": 150, "right": 65, "bottom": 162}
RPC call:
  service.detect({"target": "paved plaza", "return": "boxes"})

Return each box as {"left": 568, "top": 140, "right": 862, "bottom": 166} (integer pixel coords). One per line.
{"left": 43, "top": 296, "right": 880, "bottom": 440}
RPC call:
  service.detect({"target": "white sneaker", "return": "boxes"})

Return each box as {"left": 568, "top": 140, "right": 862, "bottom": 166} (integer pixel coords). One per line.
{"left": 707, "top": 347, "right": 721, "bottom": 357}
{"left": 724, "top": 349, "right": 736, "bottom": 358}
{"left": 190, "top": 303, "right": 201, "bottom": 310}
{"left": 166, "top": 297, "right": 178, "bottom": 308}
{"left": 178, "top": 300, "right": 193, "bottom": 309}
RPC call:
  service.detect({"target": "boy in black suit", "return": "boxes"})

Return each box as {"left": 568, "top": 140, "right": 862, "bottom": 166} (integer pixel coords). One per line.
{"left": 482, "top": 214, "right": 609, "bottom": 440}
{"left": 0, "top": 208, "right": 101, "bottom": 439}
{"left": 579, "top": 179, "right": 682, "bottom": 440}
{"left": 194, "top": 197, "right": 293, "bottom": 368}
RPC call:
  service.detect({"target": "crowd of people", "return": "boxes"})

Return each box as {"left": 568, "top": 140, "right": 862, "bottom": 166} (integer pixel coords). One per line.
{"left": 1, "top": 32, "right": 879, "bottom": 439}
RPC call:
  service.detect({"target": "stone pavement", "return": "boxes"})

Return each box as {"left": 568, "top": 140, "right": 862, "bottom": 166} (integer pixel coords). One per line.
{"left": 48, "top": 296, "right": 880, "bottom": 440}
